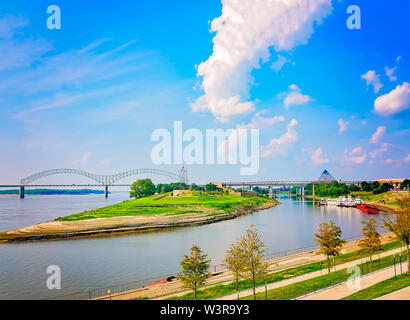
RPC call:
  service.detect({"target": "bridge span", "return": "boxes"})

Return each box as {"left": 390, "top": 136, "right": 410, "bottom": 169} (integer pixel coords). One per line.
{"left": 0, "top": 168, "right": 188, "bottom": 199}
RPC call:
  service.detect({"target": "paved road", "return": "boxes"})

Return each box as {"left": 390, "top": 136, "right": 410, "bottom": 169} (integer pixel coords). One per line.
{"left": 298, "top": 262, "right": 408, "bottom": 300}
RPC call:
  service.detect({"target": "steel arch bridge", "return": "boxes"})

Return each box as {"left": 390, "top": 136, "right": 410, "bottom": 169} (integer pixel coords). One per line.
{"left": 20, "top": 168, "right": 189, "bottom": 185}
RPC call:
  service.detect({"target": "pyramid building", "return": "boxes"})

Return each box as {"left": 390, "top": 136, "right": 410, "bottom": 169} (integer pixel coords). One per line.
{"left": 317, "top": 170, "right": 336, "bottom": 182}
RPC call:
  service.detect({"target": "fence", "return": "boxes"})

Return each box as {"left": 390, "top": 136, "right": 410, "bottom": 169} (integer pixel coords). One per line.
{"left": 53, "top": 234, "right": 374, "bottom": 300}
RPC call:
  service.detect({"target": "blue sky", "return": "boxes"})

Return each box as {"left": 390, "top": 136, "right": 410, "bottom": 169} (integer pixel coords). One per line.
{"left": 0, "top": 0, "right": 409, "bottom": 184}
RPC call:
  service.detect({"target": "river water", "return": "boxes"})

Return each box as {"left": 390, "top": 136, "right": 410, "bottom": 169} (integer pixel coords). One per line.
{"left": 0, "top": 193, "right": 388, "bottom": 299}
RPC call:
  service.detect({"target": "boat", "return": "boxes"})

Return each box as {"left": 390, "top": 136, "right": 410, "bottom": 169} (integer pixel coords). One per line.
{"left": 356, "top": 204, "right": 379, "bottom": 214}
{"left": 146, "top": 276, "right": 177, "bottom": 287}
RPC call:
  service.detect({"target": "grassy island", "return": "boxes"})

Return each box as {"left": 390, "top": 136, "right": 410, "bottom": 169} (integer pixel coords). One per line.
{"left": 56, "top": 192, "right": 272, "bottom": 221}
{"left": 0, "top": 192, "right": 278, "bottom": 242}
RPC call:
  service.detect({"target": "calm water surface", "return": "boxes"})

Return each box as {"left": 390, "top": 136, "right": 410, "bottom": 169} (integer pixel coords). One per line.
{"left": 0, "top": 193, "right": 388, "bottom": 299}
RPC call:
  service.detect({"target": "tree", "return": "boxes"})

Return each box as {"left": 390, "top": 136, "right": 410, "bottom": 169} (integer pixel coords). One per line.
{"left": 225, "top": 243, "right": 243, "bottom": 293}
{"left": 178, "top": 245, "right": 211, "bottom": 300}
{"left": 400, "top": 179, "right": 410, "bottom": 190}
{"left": 358, "top": 218, "right": 382, "bottom": 271}
{"left": 383, "top": 193, "right": 410, "bottom": 274}
{"left": 314, "top": 220, "right": 346, "bottom": 274}
{"left": 129, "top": 178, "right": 156, "bottom": 199}
{"left": 234, "top": 224, "right": 269, "bottom": 300}
{"left": 348, "top": 184, "right": 360, "bottom": 192}
{"left": 373, "top": 183, "right": 394, "bottom": 195}
{"left": 361, "top": 181, "right": 372, "bottom": 192}
{"left": 205, "top": 183, "right": 218, "bottom": 192}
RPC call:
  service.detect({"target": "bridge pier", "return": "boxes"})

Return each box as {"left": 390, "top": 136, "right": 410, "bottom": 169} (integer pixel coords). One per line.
{"left": 104, "top": 185, "right": 108, "bottom": 198}
{"left": 269, "top": 185, "right": 273, "bottom": 198}
{"left": 312, "top": 183, "right": 315, "bottom": 199}
{"left": 19, "top": 186, "right": 25, "bottom": 199}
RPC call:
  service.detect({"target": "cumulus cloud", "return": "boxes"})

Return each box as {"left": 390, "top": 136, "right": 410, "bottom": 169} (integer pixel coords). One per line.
{"left": 384, "top": 66, "right": 398, "bottom": 82}
{"left": 284, "top": 84, "right": 312, "bottom": 109}
{"left": 260, "top": 119, "right": 298, "bottom": 157}
{"left": 374, "top": 82, "right": 410, "bottom": 116}
{"left": 239, "top": 112, "right": 285, "bottom": 130}
{"left": 369, "top": 142, "right": 389, "bottom": 159}
{"left": 342, "top": 147, "right": 367, "bottom": 164}
{"left": 369, "top": 126, "right": 386, "bottom": 144}
{"left": 338, "top": 118, "right": 348, "bottom": 134}
{"left": 312, "top": 147, "right": 329, "bottom": 165}
{"left": 218, "top": 113, "right": 285, "bottom": 160}
{"left": 271, "top": 55, "right": 291, "bottom": 72}
{"left": 191, "top": 0, "right": 333, "bottom": 122}
{"left": 361, "top": 70, "right": 383, "bottom": 93}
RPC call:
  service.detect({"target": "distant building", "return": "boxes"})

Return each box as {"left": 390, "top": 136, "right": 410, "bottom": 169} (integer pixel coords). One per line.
{"left": 375, "top": 179, "right": 405, "bottom": 190}
{"left": 317, "top": 170, "right": 336, "bottom": 182}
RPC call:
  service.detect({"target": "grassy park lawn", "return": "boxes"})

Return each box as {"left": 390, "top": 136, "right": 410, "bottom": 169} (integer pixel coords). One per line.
{"left": 165, "top": 241, "right": 402, "bottom": 300}
{"left": 56, "top": 193, "right": 272, "bottom": 221}
{"left": 350, "top": 191, "right": 406, "bottom": 207}
{"left": 240, "top": 250, "right": 408, "bottom": 300}
{"left": 342, "top": 274, "right": 410, "bottom": 300}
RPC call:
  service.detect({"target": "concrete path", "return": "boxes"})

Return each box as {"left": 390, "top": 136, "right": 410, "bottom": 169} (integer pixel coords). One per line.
{"left": 374, "top": 286, "right": 410, "bottom": 300}
{"left": 215, "top": 246, "right": 406, "bottom": 300}
{"left": 298, "top": 262, "right": 408, "bottom": 300}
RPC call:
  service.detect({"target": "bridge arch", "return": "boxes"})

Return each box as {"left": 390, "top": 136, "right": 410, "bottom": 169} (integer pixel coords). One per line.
{"left": 20, "top": 168, "right": 188, "bottom": 185}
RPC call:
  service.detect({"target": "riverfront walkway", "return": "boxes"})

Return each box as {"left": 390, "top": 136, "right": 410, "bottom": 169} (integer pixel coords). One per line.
{"left": 215, "top": 246, "right": 405, "bottom": 300}
{"left": 95, "top": 233, "right": 397, "bottom": 301}
{"left": 298, "top": 262, "right": 408, "bottom": 300}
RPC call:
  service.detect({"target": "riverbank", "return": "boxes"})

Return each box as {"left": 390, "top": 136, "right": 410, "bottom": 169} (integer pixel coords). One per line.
{"left": 303, "top": 190, "right": 408, "bottom": 214}
{"left": 0, "top": 194, "right": 278, "bottom": 242}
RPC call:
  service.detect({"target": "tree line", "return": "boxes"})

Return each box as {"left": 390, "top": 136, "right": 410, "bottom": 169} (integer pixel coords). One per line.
{"left": 304, "top": 180, "right": 397, "bottom": 197}
{"left": 177, "top": 193, "right": 410, "bottom": 299}
{"left": 129, "top": 179, "right": 224, "bottom": 199}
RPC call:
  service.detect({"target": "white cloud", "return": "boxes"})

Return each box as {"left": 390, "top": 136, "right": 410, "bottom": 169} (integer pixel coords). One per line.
{"left": 369, "top": 142, "right": 389, "bottom": 159}
{"left": 271, "top": 55, "right": 291, "bottom": 73}
{"left": 191, "top": 0, "right": 333, "bottom": 122}
{"left": 260, "top": 119, "right": 298, "bottom": 157}
{"left": 384, "top": 66, "right": 398, "bottom": 82}
{"left": 384, "top": 158, "right": 393, "bottom": 165}
{"left": 374, "top": 82, "right": 410, "bottom": 116}
{"left": 284, "top": 84, "right": 312, "bottom": 109}
{"left": 361, "top": 70, "right": 383, "bottom": 93}
{"left": 238, "top": 112, "right": 285, "bottom": 130}
{"left": 100, "top": 159, "right": 111, "bottom": 165}
{"left": 342, "top": 147, "right": 367, "bottom": 164}
{"left": 338, "top": 118, "right": 348, "bottom": 134}
{"left": 404, "top": 154, "right": 410, "bottom": 162}
{"left": 218, "top": 113, "right": 285, "bottom": 160}
{"left": 312, "top": 147, "right": 329, "bottom": 165}
{"left": 0, "top": 15, "right": 28, "bottom": 38}
{"left": 369, "top": 126, "right": 386, "bottom": 144}
{"left": 71, "top": 152, "right": 92, "bottom": 165}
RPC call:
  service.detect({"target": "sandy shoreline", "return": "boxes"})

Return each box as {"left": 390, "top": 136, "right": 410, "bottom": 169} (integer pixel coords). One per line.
{"left": 0, "top": 201, "right": 278, "bottom": 243}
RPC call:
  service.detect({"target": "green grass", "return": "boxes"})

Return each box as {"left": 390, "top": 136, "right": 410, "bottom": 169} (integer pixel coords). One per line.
{"left": 164, "top": 241, "right": 402, "bottom": 300}
{"left": 342, "top": 274, "right": 410, "bottom": 300}
{"left": 56, "top": 193, "right": 273, "bottom": 221}
{"left": 241, "top": 250, "right": 408, "bottom": 300}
